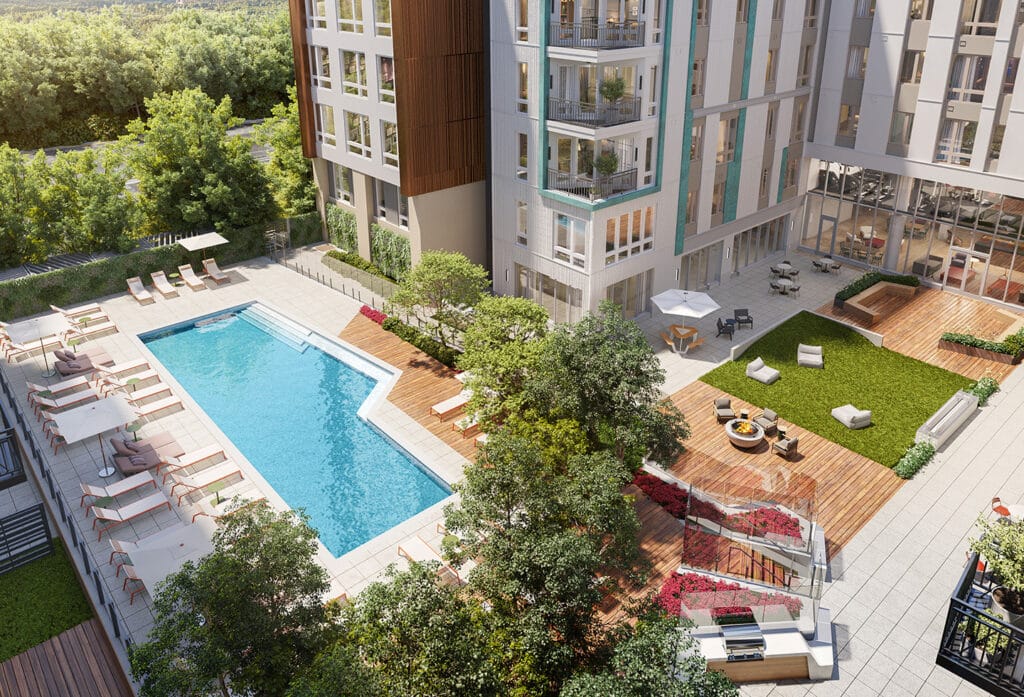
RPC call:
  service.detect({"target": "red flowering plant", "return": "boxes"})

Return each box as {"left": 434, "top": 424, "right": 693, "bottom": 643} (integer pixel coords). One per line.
{"left": 680, "top": 526, "right": 726, "bottom": 570}
{"left": 360, "top": 305, "right": 388, "bottom": 325}
{"left": 657, "top": 571, "right": 804, "bottom": 623}
{"left": 723, "top": 507, "right": 803, "bottom": 542}
{"left": 632, "top": 473, "right": 689, "bottom": 517}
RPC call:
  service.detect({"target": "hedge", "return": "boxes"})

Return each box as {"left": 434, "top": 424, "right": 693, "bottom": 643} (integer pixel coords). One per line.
{"left": 893, "top": 441, "right": 936, "bottom": 479}
{"left": 288, "top": 211, "right": 325, "bottom": 247}
{"left": 940, "top": 328, "right": 1024, "bottom": 356}
{"left": 326, "top": 205, "right": 359, "bottom": 252}
{"left": 382, "top": 316, "right": 459, "bottom": 368}
{"left": 966, "top": 377, "right": 1000, "bottom": 406}
{"left": 325, "top": 250, "right": 386, "bottom": 279}
{"left": 835, "top": 271, "right": 920, "bottom": 302}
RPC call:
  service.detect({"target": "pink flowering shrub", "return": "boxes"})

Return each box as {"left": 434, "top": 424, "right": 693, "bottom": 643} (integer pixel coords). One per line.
{"left": 360, "top": 305, "right": 387, "bottom": 325}
{"left": 657, "top": 571, "right": 803, "bottom": 620}
{"left": 632, "top": 473, "right": 689, "bottom": 517}
{"left": 723, "top": 507, "right": 802, "bottom": 541}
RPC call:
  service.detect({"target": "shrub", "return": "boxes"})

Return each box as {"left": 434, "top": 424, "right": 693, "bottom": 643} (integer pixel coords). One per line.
{"left": 288, "top": 211, "right": 324, "bottom": 247}
{"left": 967, "top": 377, "right": 1000, "bottom": 406}
{"left": 835, "top": 271, "right": 920, "bottom": 301}
{"left": 326, "top": 205, "right": 358, "bottom": 252}
{"left": 359, "top": 305, "right": 387, "bottom": 325}
{"left": 893, "top": 441, "right": 936, "bottom": 479}
{"left": 657, "top": 571, "right": 803, "bottom": 620}
{"left": 325, "top": 250, "right": 386, "bottom": 278}
{"left": 941, "top": 328, "right": 1024, "bottom": 356}
{"left": 632, "top": 473, "right": 689, "bottom": 518}
{"left": 369, "top": 224, "right": 411, "bottom": 281}
{"left": 381, "top": 317, "right": 460, "bottom": 368}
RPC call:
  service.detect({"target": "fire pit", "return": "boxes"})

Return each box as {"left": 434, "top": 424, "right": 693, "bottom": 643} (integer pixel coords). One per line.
{"left": 725, "top": 418, "right": 765, "bottom": 449}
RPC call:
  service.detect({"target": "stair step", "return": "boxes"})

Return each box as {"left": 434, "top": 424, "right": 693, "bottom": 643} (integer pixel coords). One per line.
{"left": 237, "top": 307, "right": 308, "bottom": 353}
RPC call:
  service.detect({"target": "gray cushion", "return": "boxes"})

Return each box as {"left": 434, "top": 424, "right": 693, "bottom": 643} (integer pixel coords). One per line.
{"left": 798, "top": 344, "right": 822, "bottom": 356}
{"left": 714, "top": 397, "right": 731, "bottom": 409}
{"left": 761, "top": 408, "right": 777, "bottom": 422}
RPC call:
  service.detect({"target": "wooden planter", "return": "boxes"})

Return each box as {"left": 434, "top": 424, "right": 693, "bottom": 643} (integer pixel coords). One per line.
{"left": 937, "top": 339, "right": 1023, "bottom": 365}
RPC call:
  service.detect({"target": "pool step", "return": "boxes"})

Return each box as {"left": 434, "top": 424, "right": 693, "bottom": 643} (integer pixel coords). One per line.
{"left": 237, "top": 306, "right": 309, "bottom": 353}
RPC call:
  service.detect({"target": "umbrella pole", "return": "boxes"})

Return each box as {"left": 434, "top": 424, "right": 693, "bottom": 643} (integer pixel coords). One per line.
{"left": 41, "top": 335, "right": 56, "bottom": 378}
{"left": 97, "top": 432, "right": 116, "bottom": 478}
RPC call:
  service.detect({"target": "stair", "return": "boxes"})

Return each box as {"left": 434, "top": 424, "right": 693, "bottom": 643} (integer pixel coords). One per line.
{"left": 236, "top": 305, "right": 310, "bottom": 353}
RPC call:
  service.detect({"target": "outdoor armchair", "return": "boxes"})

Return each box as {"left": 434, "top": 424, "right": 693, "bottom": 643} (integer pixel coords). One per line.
{"left": 734, "top": 309, "right": 753, "bottom": 329}
{"left": 772, "top": 435, "right": 798, "bottom": 460}
{"left": 753, "top": 408, "right": 779, "bottom": 436}
{"left": 713, "top": 397, "right": 735, "bottom": 422}
{"left": 716, "top": 318, "right": 735, "bottom": 339}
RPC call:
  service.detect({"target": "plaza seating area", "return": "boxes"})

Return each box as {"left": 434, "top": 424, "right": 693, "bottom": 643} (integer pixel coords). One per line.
{"left": 127, "top": 257, "right": 231, "bottom": 305}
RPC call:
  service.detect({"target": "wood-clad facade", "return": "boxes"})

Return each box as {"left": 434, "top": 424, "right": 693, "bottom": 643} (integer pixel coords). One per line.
{"left": 287, "top": 0, "right": 317, "bottom": 159}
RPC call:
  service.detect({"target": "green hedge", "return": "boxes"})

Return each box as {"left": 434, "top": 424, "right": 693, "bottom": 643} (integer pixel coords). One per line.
{"left": 835, "top": 271, "right": 920, "bottom": 301}
{"left": 370, "top": 223, "right": 411, "bottom": 282}
{"left": 966, "top": 377, "right": 1000, "bottom": 406}
{"left": 382, "top": 316, "right": 459, "bottom": 368}
{"left": 940, "top": 328, "right": 1024, "bottom": 356}
{"left": 288, "top": 211, "right": 324, "bottom": 247}
{"left": 326, "top": 205, "right": 359, "bottom": 252}
{"left": 325, "top": 250, "right": 386, "bottom": 279}
{"left": 893, "top": 441, "right": 936, "bottom": 479}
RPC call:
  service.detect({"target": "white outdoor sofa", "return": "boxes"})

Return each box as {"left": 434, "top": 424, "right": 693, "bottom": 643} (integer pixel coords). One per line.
{"left": 915, "top": 390, "right": 978, "bottom": 448}
{"left": 746, "top": 357, "right": 780, "bottom": 385}
{"left": 797, "top": 344, "right": 824, "bottom": 369}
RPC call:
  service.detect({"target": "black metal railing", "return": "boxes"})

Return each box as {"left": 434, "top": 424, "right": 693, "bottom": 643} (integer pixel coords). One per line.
{"left": 547, "top": 96, "right": 641, "bottom": 127}
{"left": 548, "top": 20, "right": 645, "bottom": 49}
{"left": 0, "top": 503, "right": 52, "bottom": 575}
{"left": 936, "top": 552, "right": 1024, "bottom": 697}
{"left": 0, "top": 425, "right": 26, "bottom": 491}
{"left": 547, "top": 167, "right": 638, "bottom": 201}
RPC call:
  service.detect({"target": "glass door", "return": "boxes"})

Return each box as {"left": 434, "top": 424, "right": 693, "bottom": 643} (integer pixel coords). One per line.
{"left": 943, "top": 245, "right": 985, "bottom": 292}
{"left": 819, "top": 215, "right": 838, "bottom": 256}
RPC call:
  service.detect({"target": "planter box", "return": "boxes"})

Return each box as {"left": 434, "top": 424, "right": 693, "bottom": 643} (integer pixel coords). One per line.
{"left": 833, "top": 297, "right": 845, "bottom": 310}
{"left": 938, "top": 339, "right": 1023, "bottom": 364}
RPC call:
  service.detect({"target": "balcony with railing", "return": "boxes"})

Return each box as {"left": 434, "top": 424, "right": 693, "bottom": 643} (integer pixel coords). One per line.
{"left": 548, "top": 20, "right": 645, "bottom": 49}
{"left": 547, "top": 96, "right": 642, "bottom": 127}
{"left": 547, "top": 167, "right": 638, "bottom": 201}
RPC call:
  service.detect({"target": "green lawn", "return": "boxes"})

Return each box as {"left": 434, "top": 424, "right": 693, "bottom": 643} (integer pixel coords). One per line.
{"left": 0, "top": 539, "right": 93, "bottom": 662}
{"left": 701, "top": 311, "right": 973, "bottom": 467}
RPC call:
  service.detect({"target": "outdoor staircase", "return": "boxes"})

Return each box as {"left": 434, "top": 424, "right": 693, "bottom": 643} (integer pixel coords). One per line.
{"left": 236, "top": 305, "right": 310, "bottom": 353}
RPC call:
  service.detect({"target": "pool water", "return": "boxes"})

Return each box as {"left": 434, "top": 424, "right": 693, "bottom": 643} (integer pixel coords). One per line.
{"left": 141, "top": 307, "right": 449, "bottom": 557}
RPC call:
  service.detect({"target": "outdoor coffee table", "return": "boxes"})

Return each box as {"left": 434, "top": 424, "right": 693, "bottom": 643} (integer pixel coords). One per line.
{"left": 777, "top": 425, "right": 789, "bottom": 440}
{"left": 777, "top": 278, "right": 794, "bottom": 294}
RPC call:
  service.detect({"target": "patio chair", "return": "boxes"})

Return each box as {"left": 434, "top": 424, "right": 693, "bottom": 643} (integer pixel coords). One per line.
{"left": 108, "top": 537, "right": 139, "bottom": 565}
{"left": 713, "top": 397, "right": 735, "bottom": 422}
{"left": 453, "top": 415, "right": 480, "bottom": 439}
{"left": 787, "top": 269, "right": 800, "bottom": 280}
{"left": 430, "top": 390, "right": 471, "bottom": 420}
{"left": 398, "top": 535, "right": 464, "bottom": 586}
{"left": 191, "top": 492, "right": 266, "bottom": 523}
{"left": 136, "top": 395, "right": 183, "bottom": 420}
{"left": 992, "top": 497, "right": 1024, "bottom": 523}
{"left": 170, "top": 461, "right": 243, "bottom": 506}
{"left": 158, "top": 444, "right": 227, "bottom": 483}
{"left": 80, "top": 471, "right": 157, "bottom": 507}
{"left": 831, "top": 404, "right": 872, "bottom": 429}
{"left": 716, "top": 318, "right": 735, "bottom": 339}
{"left": 26, "top": 375, "right": 90, "bottom": 406}
{"left": 54, "top": 349, "right": 114, "bottom": 377}
{"left": 788, "top": 284, "right": 801, "bottom": 297}
{"left": 769, "top": 265, "right": 782, "bottom": 278}
{"left": 768, "top": 281, "right": 782, "bottom": 295}
{"left": 202, "top": 258, "right": 231, "bottom": 285}
{"left": 33, "top": 388, "right": 99, "bottom": 421}
{"left": 772, "top": 435, "right": 799, "bottom": 460}
{"left": 753, "top": 408, "right": 779, "bottom": 436}
{"left": 811, "top": 259, "right": 827, "bottom": 272}
{"left": 831, "top": 261, "right": 842, "bottom": 273}
{"left": 734, "top": 309, "right": 753, "bottom": 329}
{"left": 4, "top": 333, "right": 68, "bottom": 363}
{"left": 782, "top": 259, "right": 791, "bottom": 265}
{"left": 49, "top": 302, "right": 103, "bottom": 320}
{"left": 110, "top": 431, "right": 184, "bottom": 460}
{"left": 91, "top": 491, "right": 172, "bottom": 540}
{"left": 97, "top": 368, "right": 160, "bottom": 395}
{"left": 121, "top": 382, "right": 173, "bottom": 405}
{"left": 119, "top": 565, "right": 147, "bottom": 605}
{"left": 797, "top": 343, "right": 824, "bottom": 369}
{"left": 746, "top": 357, "right": 780, "bottom": 385}
{"left": 126, "top": 276, "right": 154, "bottom": 304}
{"left": 65, "top": 319, "right": 118, "bottom": 341}
{"left": 92, "top": 358, "right": 150, "bottom": 380}
{"left": 178, "top": 264, "right": 207, "bottom": 291}
{"left": 151, "top": 270, "right": 179, "bottom": 298}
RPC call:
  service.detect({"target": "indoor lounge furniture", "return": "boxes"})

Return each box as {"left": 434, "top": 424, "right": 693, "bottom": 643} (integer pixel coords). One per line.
{"left": 746, "top": 357, "right": 780, "bottom": 385}
{"left": 831, "top": 404, "right": 872, "bottom": 429}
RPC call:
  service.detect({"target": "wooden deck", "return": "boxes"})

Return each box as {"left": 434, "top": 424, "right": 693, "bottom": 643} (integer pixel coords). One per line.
{"left": 817, "top": 287, "right": 1022, "bottom": 381}
{"left": 0, "top": 619, "right": 134, "bottom": 697}
{"left": 339, "top": 314, "right": 478, "bottom": 462}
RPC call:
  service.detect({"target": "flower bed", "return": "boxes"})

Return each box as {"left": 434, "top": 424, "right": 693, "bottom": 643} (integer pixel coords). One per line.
{"left": 938, "top": 329, "right": 1024, "bottom": 364}
{"left": 834, "top": 271, "right": 919, "bottom": 303}
{"left": 657, "top": 571, "right": 803, "bottom": 622}
{"left": 359, "top": 305, "right": 387, "bottom": 325}
{"left": 723, "top": 508, "right": 802, "bottom": 540}
{"left": 633, "top": 473, "right": 688, "bottom": 517}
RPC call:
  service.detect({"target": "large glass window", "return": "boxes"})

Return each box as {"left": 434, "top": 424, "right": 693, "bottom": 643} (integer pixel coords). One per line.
{"left": 792, "top": 97, "right": 808, "bottom": 141}
{"left": 517, "top": 133, "right": 528, "bottom": 181}
{"left": 378, "top": 57, "right": 395, "bottom": 103}
{"left": 375, "top": 180, "right": 408, "bottom": 228}
{"left": 900, "top": 51, "right": 925, "bottom": 84}
{"left": 691, "top": 119, "right": 704, "bottom": 160}
{"left": 516, "top": 201, "right": 528, "bottom": 246}
{"left": 847, "top": 46, "right": 868, "bottom": 79}
{"left": 604, "top": 207, "right": 654, "bottom": 265}
{"left": 342, "top": 51, "right": 368, "bottom": 97}
{"left": 374, "top": 0, "right": 391, "bottom": 36}
{"left": 716, "top": 116, "right": 737, "bottom": 163}
{"left": 382, "top": 121, "right": 399, "bottom": 167}
{"left": 766, "top": 49, "right": 778, "bottom": 83}
{"left": 307, "top": 0, "right": 327, "bottom": 28}
{"left": 606, "top": 269, "right": 653, "bottom": 319}
{"left": 692, "top": 60, "right": 705, "bottom": 97}
{"left": 516, "top": 0, "right": 528, "bottom": 41}
{"left": 947, "top": 55, "right": 990, "bottom": 103}
{"left": 517, "top": 63, "right": 529, "bottom": 113}
{"left": 515, "top": 265, "right": 582, "bottom": 323}
{"left": 329, "top": 164, "right": 353, "bottom": 204}
{"left": 316, "top": 104, "right": 336, "bottom": 146}
{"left": 696, "top": 0, "right": 710, "bottom": 25}
{"left": 554, "top": 214, "right": 587, "bottom": 268}
{"left": 960, "top": 0, "right": 1000, "bottom": 36}
{"left": 732, "top": 216, "right": 787, "bottom": 271}
{"left": 345, "top": 111, "right": 371, "bottom": 157}
{"left": 910, "top": 0, "right": 934, "bottom": 19}
{"left": 711, "top": 181, "right": 725, "bottom": 215}
{"left": 838, "top": 104, "right": 860, "bottom": 138}
{"left": 804, "top": 0, "right": 818, "bottom": 27}
{"left": 310, "top": 46, "right": 331, "bottom": 88}
{"left": 798, "top": 43, "right": 815, "bottom": 86}
{"left": 337, "top": 0, "right": 363, "bottom": 32}
{"left": 889, "top": 111, "right": 914, "bottom": 147}
{"left": 854, "top": 0, "right": 875, "bottom": 17}
{"left": 935, "top": 118, "right": 977, "bottom": 166}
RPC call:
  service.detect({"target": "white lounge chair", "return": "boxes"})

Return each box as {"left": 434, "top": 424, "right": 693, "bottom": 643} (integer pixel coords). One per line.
{"left": 797, "top": 344, "right": 824, "bottom": 369}
{"left": 430, "top": 390, "right": 471, "bottom": 420}
{"left": 746, "top": 357, "right": 781, "bottom": 385}
{"left": 151, "top": 270, "right": 179, "bottom": 298}
{"left": 91, "top": 491, "right": 172, "bottom": 540}
{"left": 93, "top": 359, "right": 150, "bottom": 379}
{"left": 127, "top": 277, "right": 154, "bottom": 304}
{"left": 33, "top": 388, "right": 99, "bottom": 420}
{"left": 832, "top": 404, "right": 872, "bottom": 429}
{"left": 136, "top": 395, "right": 183, "bottom": 419}
{"left": 398, "top": 535, "right": 464, "bottom": 586}
{"left": 4, "top": 334, "right": 68, "bottom": 362}
{"left": 123, "top": 382, "right": 172, "bottom": 404}
{"left": 27, "top": 375, "right": 91, "bottom": 405}
{"left": 65, "top": 319, "right": 118, "bottom": 341}
{"left": 178, "top": 264, "right": 207, "bottom": 291}
{"left": 202, "top": 258, "right": 230, "bottom": 285}
{"left": 50, "top": 302, "right": 103, "bottom": 320}
{"left": 97, "top": 368, "right": 160, "bottom": 395}
{"left": 158, "top": 444, "right": 227, "bottom": 482}
{"left": 80, "top": 471, "right": 157, "bottom": 507}
{"left": 170, "top": 461, "right": 242, "bottom": 505}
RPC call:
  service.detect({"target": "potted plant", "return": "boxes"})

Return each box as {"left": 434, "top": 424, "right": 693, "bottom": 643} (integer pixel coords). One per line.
{"left": 595, "top": 150, "right": 619, "bottom": 177}
{"left": 599, "top": 76, "right": 626, "bottom": 104}
{"left": 958, "top": 609, "right": 1011, "bottom": 664}
{"left": 971, "top": 517, "right": 1024, "bottom": 628}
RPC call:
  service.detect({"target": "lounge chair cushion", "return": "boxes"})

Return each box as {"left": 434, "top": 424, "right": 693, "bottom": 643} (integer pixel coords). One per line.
{"left": 55, "top": 350, "right": 75, "bottom": 362}
{"left": 746, "top": 357, "right": 781, "bottom": 385}
{"left": 714, "top": 397, "right": 731, "bottom": 409}
{"left": 761, "top": 408, "right": 778, "bottom": 422}
{"left": 797, "top": 344, "right": 824, "bottom": 368}
{"left": 832, "top": 404, "right": 872, "bottom": 429}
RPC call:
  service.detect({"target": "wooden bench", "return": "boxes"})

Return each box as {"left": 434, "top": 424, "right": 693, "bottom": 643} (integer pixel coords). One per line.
{"left": 843, "top": 281, "right": 917, "bottom": 325}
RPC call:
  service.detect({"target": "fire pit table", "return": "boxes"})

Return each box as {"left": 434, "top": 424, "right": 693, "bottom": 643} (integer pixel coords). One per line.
{"left": 725, "top": 418, "right": 765, "bottom": 449}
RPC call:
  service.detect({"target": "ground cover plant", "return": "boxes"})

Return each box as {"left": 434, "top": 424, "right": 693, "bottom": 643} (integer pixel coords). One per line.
{"left": 701, "top": 311, "right": 972, "bottom": 467}
{"left": 0, "top": 540, "right": 92, "bottom": 662}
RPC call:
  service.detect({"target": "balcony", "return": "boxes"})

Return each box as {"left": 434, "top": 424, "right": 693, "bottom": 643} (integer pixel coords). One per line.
{"left": 547, "top": 96, "right": 641, "bottom": 127}
{"left": 547, "top": 167, "right": 638, "bottom": 201}
{"left": 548, "top": 21, "right": 645, "bottom": 50}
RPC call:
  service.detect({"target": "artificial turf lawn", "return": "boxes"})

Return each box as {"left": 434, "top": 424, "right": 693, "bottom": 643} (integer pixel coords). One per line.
{"left": 0, "top": 539, "right": 93, "bottom": 662}
{"left": 700, "top": 311, "right": 973, "bottom": 467}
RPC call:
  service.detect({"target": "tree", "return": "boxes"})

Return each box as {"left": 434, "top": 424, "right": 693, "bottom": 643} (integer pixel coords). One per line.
{"left": 129, "top": 502, "right": 333, "bottom": 697}
{"left": 255, "top": 87, "right": 317, "bottom": 217}
{"left": 388, "top": 251, "right": 490, "bottom": 348}
{"left": 0, "top": 144, "right": 39, "bottom": 266}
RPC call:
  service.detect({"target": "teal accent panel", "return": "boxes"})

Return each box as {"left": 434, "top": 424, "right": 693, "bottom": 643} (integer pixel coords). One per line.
{"left": 538, "top": 14, "right": 549, "bottom": 190}
{"left": 739, "top": 0, "right": 757, "bottom": 101}
{"left": 723, "top": 0, "right": 757, "bottom": 224}
{"left": 673, "top": 0, "right": 698, "bottom": 255}
{"left": 777, "top": 146, "right": 789, "bottom": 204}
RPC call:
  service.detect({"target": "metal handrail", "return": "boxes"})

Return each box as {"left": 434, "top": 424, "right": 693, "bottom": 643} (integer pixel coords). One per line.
{"left": 547, "top": 96, "right": 642, "bottom": 127}
{"left": 546, "top": 167, "right": 638, "bottom": 201}
{"left": 548, "top": 20, "right": 645, "bottom": 49}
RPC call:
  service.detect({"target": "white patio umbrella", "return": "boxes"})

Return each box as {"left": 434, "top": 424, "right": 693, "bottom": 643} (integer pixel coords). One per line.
{"left": 48, "top": 395, "right": 138, "bottom": 478}
{"left": 4, "top": 312, "right": 71, "bottom": 377}
{"left": 650, "top": 289, "right": 721, "bottom": 319}
{"left": 178, "top": 232, "right": 229, "bottom": 253}
{"left": 130, "top": 524, "right": 214, "bottom": 594}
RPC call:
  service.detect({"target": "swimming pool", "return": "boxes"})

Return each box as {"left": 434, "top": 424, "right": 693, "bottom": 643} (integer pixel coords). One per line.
{"left": 140, "top": 303, "right": 450, "bottom": 557}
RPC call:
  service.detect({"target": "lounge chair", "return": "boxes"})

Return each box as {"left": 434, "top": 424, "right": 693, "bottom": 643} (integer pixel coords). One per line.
{"left": 178, "top": 264, "right": 207, "bottom": 291}
{"left": 158, "top": 444, "right": 227, "bottom": 483}
{"left": 65, "top": 319, "right": 118, "bottom": 341}
{"left": 746, "top": 357, "right": 780, "bottom": 385}
{"left": 121, "top": 382, "right": 172, "bottom": 405}
{"left": 91, "top": 491, "right": 172, "bottom": 540}
{"left": 716, "top": 318, "right": 735, "bottom": 339}
{"left": 191, "top": 492, "right": 266, "bottom": 523}
{"left": 203, "top": 258, "right": 230, "bottom": 285}
{"left": 33, "top": 388, "right": 99, "bottom": 420}
{"left": 430, "top": 391, "right": 471, "bottom": 420}
{"left": 713, "top": 397, "right": 735, "bottom": 422}
{"left": 151, "top": 270, "right": 179, "bottom": 298}
{"left": 108, "top": 523, "right": 187, "bottom": 565}
{"left": 110, "top": 431, "right": 184, "bottom": 460}
{"left": 42, "top": 421, "right": 69, "bottom": 454}
{"left": 92, "top": 359, "right": 150, "bottom": 381}
{"left": 753, "top": 408, "right": 779, "bottom": 436}
{"left": 120, "top": 564, "right": 147, "bottom": 604}
{"left": 98, "top": 368, "right": 160, "bottom": 395}
{"left": 54, "top": 349, "right": 114, "bottom": 377}
{"left": 112, "top": 448, "right": 163, "bottom": 477}
{"left": 398, "top": 535, "right": 464, "bottom": 586}
{"left": 27, "top": 375, "right": 91, "bottom": 405}
{"left": 734, "top": 309, "right": 753, "bottom": 329}
{"left": 80, "top": 471, "right": 157, "bottom": 507}
{"left": 992, "top": 497, "right": 1024, "bottom": 523}
{"left": 453, "top": 415, "right": 481, "bottom": 438}
{"left": 127, "top": 276, "right": 154, "bottom": 304}
{"left": 797, "top": 344, "right": 824, "bottom": 369}
{"left": 773, "top": 435, "right": 799, "bottom": 460}
{"left": 832, "top": 404, "right": 872, "bottom": 429}
{"left": 788, "top": 284, "right": 801, "bottom": 297}
{"left": 136, "top": 395, "right": 183, "bottom": 420}
{"left": 170, "top": 461, "right": 242, "bottom": 505}
{"left": 4, "top": 334, "right": 68, "bottom": 363}
{"left": 50, "top": 303, "right": 103, "bottom": 320}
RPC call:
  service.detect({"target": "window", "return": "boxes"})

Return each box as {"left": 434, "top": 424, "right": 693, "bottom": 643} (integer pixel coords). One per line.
{"left": 337, "top": 0, "right": 363, "bottom": 32}
{"left": 900, "top": 51, "right": 925, "bottom": 84}
{"left": 798, "top": 43, "right": 815, "bottom": 86}
{"left": 374, "top": 0, "right": 391, "bottom": 36}
{"left": 648, "top": 65, "right": 659, "bottom": 116}
{"left": 604, "top": 207, "right": 654, "bottom": 266}
{"left": 759, "top": 167, "right": 770, "bottom": 199}
{"left": 517, "top": 133, "right": 528, "bottom": 181}
{"left": 792, "top": 97, "right": 807, "bottom": 141}
{"left": 652, "top": 0, "right": 662, "bottom": 42}
{"left": 888, "top": 111, "right": 914, "bottom": 146}
{"left": 644, "top": 136, "right": 654, "bottom": 184}
{"left": 382, "top": 121, "right": 398, "bottom": 166}
{"left": 772, "top": 0, "right": 784, "bottom": 20}
{"left": 804, "top": 0, "right": 818, "bottom": 27}
{"left": 307, "top": 0, "right": 327, "bottom": 28}
{"left": 316, "top": 104, "right": 335, "bottom": 145}
{"left": 935, "top": 118, "right": 977, "bottom": 166}
{"left": 716, "top": 116, "right": 738, "bottom": 163}
{"left": 685, "top": 190, "right": 698, "bottom": 223}
{"left": 516, "top": 0, "right": 528, "bottom": 41}
{"left": 1003, "top": 58, "right": 1019, "bottom": 93}
{"left": 854, "top": 0, "right": 875, "bottom": 17}
{"left": 374, "top": 180, "right": 408, "bottom": 227}
{"left": 516, "top": 201, "right": 528, "bottom": 246}
{"left": 766, "top": 103, "right": 777, "bottom": 140}
{"left": 329, "top": 164, "right": 353, "bottom": 204}
{"left": 711, "top": 181, "right": 726, "bottom": 215}
{"left": 785, "top": 156, "right": 799, "bottom": 188}
{"left": 947, "top": 55, "right": 990, "bottom": 103}
{"left": 690, "top": 119, "right": 704, "bottom": 160}
{"left": 736, "top": 0, "right": 748, "bottom": 21}
{"left": 516, "top": 265, "right": 582, "bottom": 324}
{"left": 378, "top": 57, "right": 395, "bottom": 103}
{"left": 345, "top": 111, "right": 371, "bottom": 157}
{"left": 554, "top": 214, "right": 586, "bottom": 268}
{"left": 766, "top": 49, "right": 778, "bottom": 83}
{"left": 696, "top": 0, "right": 710, "bottom": 25}
{"left": 692, "top": 60, "right": 705, "bottom": 97}
{"left": 342, "top": 51, "right": 368, "bottom": 97}
{"left": 838, "top": 103, "right": 860, "bottom": 138}
{"left": 517, "top": 63, "right": 529, "bottom": 113}
{"left": 310, "top": 46, "right": 331, "bottom": 88}
{"left": 847, "top": 46, "right": 869, "bottom": 79}
{"left": 910, "top": 0, "right": 934, "bottom": 19}
{"left": 989, "top": 124, "right": 1005, "bottom": 164}
{"left": 960, "top": 0, "right": 1000, "bottom": 36}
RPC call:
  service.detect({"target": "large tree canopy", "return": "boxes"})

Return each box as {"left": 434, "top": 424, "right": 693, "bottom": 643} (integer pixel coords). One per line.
{"left": 255, "top": 86, "right": 317, "bottom": 217}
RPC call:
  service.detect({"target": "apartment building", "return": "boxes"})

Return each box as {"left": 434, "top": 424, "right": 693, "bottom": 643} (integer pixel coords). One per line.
{"left": 287, "top": 0, "right": 489, "bottom": 267}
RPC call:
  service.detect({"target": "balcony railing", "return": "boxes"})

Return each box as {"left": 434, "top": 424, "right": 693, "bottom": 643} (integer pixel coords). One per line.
{"left": 547, "top": 96, "right": 642, "bottom": 127}
{"left": 548, "top": 20, "right": 645, "bottom": 49}
{"left": 547, "top": 167, "right": 638, "bottom": 201}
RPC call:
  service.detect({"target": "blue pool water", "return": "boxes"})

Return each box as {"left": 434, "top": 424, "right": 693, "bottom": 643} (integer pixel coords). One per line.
{"left": 141, "top": 306, "right": 449, "bottom": 557}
